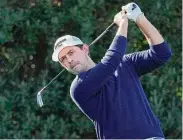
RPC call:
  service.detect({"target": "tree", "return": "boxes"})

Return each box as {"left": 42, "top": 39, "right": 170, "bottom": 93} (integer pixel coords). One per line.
{"left": 0, "top": 0, "right": 181, "bottom": 138}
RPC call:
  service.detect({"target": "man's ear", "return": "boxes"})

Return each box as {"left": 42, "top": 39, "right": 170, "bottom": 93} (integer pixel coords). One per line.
{"left": 81, "top": 44, "right": 89, "bottom": 54}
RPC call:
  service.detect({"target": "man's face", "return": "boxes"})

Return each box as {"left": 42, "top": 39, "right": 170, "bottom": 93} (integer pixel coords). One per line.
{"left": 58, "top": 45, "right": 90, "bottom": 75}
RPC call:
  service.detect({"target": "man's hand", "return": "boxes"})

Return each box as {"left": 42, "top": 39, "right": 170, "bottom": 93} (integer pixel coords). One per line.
{"left": 123, "top": 2, "right": 164, "bottom": 45}
{"left": 122, "top": 2, "right": 143, "bottom": 22}
{"left": 114, "top": 9, "right": 128, "bottom": 37}
{"left": 113, "top": 9, "right": 128, "bottom": 27}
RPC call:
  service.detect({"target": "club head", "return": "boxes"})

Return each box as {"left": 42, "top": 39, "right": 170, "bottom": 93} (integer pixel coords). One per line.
{"left": 37, "top": 88, "right": 44, "bottom": 107}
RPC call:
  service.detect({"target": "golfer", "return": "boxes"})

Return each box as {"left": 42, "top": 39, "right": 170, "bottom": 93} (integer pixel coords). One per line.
{"left": 52, "top": 3, "right": 172, "bottom": 139}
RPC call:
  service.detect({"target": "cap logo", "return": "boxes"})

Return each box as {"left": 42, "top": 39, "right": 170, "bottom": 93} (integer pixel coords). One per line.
{"left": 54, "top": 38, "right": 66, "bottom": 50}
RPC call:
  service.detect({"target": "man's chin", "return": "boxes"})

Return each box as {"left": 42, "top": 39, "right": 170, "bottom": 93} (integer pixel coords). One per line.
{"left": 67, "top": 69, "right": 81, "bottom": 75}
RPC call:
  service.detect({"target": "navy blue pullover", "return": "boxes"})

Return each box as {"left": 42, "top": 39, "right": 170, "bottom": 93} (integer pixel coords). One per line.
{"left": 70, "top": 35, "right": 172, "bottom": 139}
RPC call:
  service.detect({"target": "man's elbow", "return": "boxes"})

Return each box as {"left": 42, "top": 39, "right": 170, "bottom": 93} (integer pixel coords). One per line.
{"left": 156, "top": 42, "right": 173, "bottom": 63}
{"left": 167, "top": 49, "right": 172, "bottom": 59}
{"left": 165, "top": 46, "right": 172, "bottom": 61}
{"left": 159, "top": 49, "right": 172, "bottom": 64}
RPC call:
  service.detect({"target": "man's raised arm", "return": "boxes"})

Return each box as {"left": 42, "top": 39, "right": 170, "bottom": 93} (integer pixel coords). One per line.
{"left": 123, "top": 3, "right": 172, "bottom": 76}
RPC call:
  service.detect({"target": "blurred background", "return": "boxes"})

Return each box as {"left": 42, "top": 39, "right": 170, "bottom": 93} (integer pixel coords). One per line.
{"left": 0, "top": 0, "right": 182, "bottom": 139}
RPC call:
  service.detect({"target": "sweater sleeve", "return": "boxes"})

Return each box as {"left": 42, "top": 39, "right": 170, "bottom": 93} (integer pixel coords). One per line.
{"left": 70, "top": 35, "right": 127, "bottom": 101}
{"left": 124, "top": 41, "right": 172, "bottom": 76}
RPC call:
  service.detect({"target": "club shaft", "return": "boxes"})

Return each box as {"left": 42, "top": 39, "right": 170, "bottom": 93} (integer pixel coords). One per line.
{"left": 41, "top": 22, "right": 115, "bottom": 91}
{"left": 42, "top": 69, "right": 65, "bottom": 91}
{"left": 37, "top": 22, "right": 115, "bottom": 107}
{"left": 89, "top": 22, "right": 115, "bottom": 47}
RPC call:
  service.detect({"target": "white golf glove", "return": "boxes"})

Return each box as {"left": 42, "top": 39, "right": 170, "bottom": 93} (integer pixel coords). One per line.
{"left": 122, "top": 2, "right": 143, "bottom": 22}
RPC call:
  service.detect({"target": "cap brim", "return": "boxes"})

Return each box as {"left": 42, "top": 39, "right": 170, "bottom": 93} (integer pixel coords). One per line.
{"left": 52, "top": 46, "right": 66, "bottom": 62}
{"left": 52, "top": 43, "right": 83, "bottom": 62}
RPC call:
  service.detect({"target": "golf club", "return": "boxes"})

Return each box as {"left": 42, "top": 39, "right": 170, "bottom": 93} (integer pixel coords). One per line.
{"left": 37, "top": 22, "right": 115, "bottom": 107}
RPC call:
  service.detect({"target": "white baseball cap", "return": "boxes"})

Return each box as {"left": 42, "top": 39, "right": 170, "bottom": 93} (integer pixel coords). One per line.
{"left": 52, "top": 35, "right": 84, "bottom": 62}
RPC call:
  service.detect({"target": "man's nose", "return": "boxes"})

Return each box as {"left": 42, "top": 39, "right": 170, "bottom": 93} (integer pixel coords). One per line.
{"left": 67, "top": 56, "right": 73, "bottom": 63}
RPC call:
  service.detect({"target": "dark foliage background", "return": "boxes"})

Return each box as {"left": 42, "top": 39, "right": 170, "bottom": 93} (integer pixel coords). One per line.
{"left": 0, "top": 0, "right": 182, "bottom": 138}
